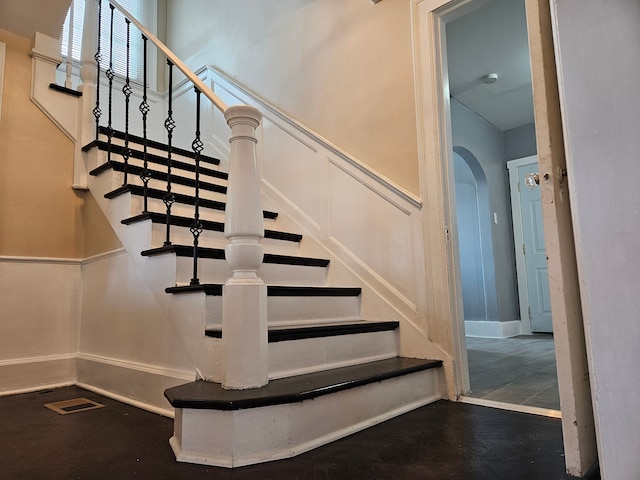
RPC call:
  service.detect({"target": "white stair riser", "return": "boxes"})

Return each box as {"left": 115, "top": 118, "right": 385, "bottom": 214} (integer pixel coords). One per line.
{"left": 204, "top": 294, "right": 359, "bottom": 326}
{"left": 268, "top": 330, "right": 397, "bottom": 379}
{"left": 268, "top": 296, "right": 360, "bottom": 324}
{"left": 175, "top": 257, "right": 328, "bottom": 287}
{"left": 170, "top": 368, "right": 440, "bottom": 468}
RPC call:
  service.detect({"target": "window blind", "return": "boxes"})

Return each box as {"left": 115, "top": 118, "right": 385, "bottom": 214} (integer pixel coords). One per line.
{"left": 60, "top": 0, "right": 150, "bottom": 82}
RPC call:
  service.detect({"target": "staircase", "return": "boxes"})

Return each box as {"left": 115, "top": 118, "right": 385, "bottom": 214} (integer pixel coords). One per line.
{"left": 84, "top": 125, "right": 442, "bottom": 467}
{"left": 44, "top": 0, "right": 445, "bottom": 467}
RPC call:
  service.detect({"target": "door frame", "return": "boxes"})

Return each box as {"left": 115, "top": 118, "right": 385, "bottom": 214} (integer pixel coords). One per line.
{"left": 411, "top": 0, "right": 596, "bottom": 475}
{"left": 507, "top": 155, "right": 538, "bottom": 335}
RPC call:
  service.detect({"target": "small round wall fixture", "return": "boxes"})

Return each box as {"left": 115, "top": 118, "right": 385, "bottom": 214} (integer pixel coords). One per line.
{"left": 482, "top": 73, "right": 499, "bottom": 84}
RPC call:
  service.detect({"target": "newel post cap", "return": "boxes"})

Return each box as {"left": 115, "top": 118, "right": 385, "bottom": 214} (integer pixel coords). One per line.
{"left": 224, "top": 104, "right": 262, "bottom": 127}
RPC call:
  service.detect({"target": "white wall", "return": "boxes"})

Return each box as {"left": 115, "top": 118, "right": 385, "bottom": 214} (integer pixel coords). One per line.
{"left": 0, "top": 259, "right": 81, "bottom": 394}
{"left": 164, "top": 0, "right": 420, "bottom": 195}
{"left": 552, "top": 0, "right": 640, "bottom": 478}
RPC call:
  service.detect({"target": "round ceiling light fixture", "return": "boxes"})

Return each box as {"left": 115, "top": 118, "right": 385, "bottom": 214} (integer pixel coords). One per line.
{"left": 482, "top": 73, "right": 499, "bottom": 84}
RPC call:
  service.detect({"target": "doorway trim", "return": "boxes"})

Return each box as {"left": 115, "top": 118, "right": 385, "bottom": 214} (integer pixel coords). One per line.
{"left": 411, "top": 0, "right": 596, "bottom": 476}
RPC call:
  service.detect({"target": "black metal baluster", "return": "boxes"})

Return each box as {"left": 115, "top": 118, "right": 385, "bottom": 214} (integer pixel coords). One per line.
{"left": 92, "top": 0, "right": 103, "bottom": 140}
{"left": 190, "top": 88, "right": 204, "bottom": 286}
{"left": 121, "top": 18, "right": 132, "bottom": 185}
{"left": 105, "top": 3, "right": 115, "bottom": 163}
{"left": 163, "top": 60, "right": 176, "bottom": 246}
{"left": 139, "top": 34, "right": 151, "bottom": 212}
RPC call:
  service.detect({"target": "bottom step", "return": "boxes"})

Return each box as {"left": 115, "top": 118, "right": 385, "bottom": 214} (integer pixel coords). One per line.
{"left": 165, "top": 357, "right": 442, "bottom": 467}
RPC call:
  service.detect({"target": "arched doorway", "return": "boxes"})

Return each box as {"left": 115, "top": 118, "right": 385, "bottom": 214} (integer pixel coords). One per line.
{"left": 453, "top": 147, "right": 498, "bottom": 326}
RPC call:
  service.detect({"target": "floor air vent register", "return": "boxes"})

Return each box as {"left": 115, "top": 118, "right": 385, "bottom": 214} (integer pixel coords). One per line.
{"left": 44, "top": 398, "right": 105, "bottom": 415}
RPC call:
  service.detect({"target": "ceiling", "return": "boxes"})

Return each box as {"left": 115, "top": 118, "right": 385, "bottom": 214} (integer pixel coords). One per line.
{"left": 445, "top": 0, "right": 534, "bottom": 132}
{"left": 0, "top": 0, "right": 70, "bottom": 39}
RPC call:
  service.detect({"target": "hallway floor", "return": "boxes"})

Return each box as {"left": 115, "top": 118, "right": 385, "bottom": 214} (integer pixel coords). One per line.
{"left": 0, "top": 385, "right": 595, "bottom": 479}
{"left": 466, "top": 334, "right": 560, "bottom": 410}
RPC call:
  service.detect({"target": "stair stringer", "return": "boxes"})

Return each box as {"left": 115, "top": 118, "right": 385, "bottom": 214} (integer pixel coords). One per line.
{"left": 85, "top": 153, "right": 224, "bottom": 382}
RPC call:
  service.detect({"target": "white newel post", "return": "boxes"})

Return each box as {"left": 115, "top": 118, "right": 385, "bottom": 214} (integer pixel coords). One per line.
{"left": 222, "top": 105, "right": 268, "bottom": 390}
{"left": 74, "top": 0, "right": 99, "bottom": 189}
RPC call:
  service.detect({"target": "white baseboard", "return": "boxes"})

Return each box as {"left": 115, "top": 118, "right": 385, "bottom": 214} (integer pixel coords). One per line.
{"left": 0, "top": 354, "right": 76, "bottom": 396}
{"left": 464, "top": 320, "right": 522, "bottom": 338}
{"left": 76, "top": 353, "right": 194, "bottom": 416}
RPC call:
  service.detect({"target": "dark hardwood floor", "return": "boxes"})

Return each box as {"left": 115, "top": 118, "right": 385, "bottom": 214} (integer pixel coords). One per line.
{"left": 0, "top": 385, "right": 596, "bottom": 480}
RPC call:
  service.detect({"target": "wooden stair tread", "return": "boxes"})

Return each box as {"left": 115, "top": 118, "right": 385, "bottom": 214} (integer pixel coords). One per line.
{"left": 49, "top": 83, "right": 82, "bottom": 97}
{"left": 164, "top": 357, "right": 442, "bottom": 411}
{"left": 96, "top": 125, "right": 221, "bottom": 166}
{"left": 105, "top": 184, "right": 278, "bottom": 220}
{"left": 165, "top": 284, "right": 358, "bottom": 296}
{"left": 142, "top": 245, "right": 330, "bottom": 268}
{"left": 123, "top": 212, "right": 301, "bottom": 243}
{"left": 204, "top": 320, "right": 400, "bottom": 341}
{"left": 89, "top": 161, "right": 226, "bottom": 194}
{"left": 85, "top": 140, "right": 226, "bottom": 180}
{"left": 164, "top": 283, "right": 362, "bottom": 297}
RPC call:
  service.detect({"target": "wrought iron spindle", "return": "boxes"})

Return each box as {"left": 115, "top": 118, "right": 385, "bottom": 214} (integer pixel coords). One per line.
{"left": 92, "top": 0, "right": 103, "bottom": 140}
{"left": 190, "top": 88, "right": 204, "bottom": 286}
{"left": 121, "top": 18, "right": 132, "bottom": 185}
{"left": 105, "top": 3, "right": 115, "bottom": 163}
{"left": 163, "top": 60, "right": 176, "bottom": 246}
{"left": 139, "top": 34, "right": 151, "bottom": 212}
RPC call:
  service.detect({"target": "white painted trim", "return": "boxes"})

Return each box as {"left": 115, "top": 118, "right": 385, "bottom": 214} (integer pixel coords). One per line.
{"left": 0, "top": 41, "right": 5, "bottom": 127}
{"left": 0, "top": 248, "right": 126, "bottom": 266}
{"left": 0, "top": 382, "right": 76, "bottom": 398}
{"left": 76, "top": 353, "right": 194, "bottom": 382}
{"left": 0, "top": 353, "right": 76, "bottom": 367}
{"left": 464, "top": 320, "right": 522, "bottom": 338}
{"left": 459, "top": 395, "right": 562, "bottom": 419}
{"left": 76, "top": 382, "right": 174, "bottom": 418}
{"left": 412, "top": 0, "right": 468, "bottom": 399}
{"left": 81, "top": 247, "right": 127, "bottom": 265}
{"left": 0, "top": 255, "right": 82, "bottom": 265}
{"left": 76, "top": 354, "right": 195, "bottom": 417}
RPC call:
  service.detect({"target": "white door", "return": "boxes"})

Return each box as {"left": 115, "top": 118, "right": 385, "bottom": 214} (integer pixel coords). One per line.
{"left": 508, "top": 156, "right": 553, "bottom": 333}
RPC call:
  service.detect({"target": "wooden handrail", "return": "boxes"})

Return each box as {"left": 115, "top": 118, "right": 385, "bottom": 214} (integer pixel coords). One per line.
{"left": 109, "top": 0, "right": 228, "bottom": 113}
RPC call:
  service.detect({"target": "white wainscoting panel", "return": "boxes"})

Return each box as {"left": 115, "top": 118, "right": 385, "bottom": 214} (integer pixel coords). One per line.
{"left": 0, "top": 258, "right": 82, "bottom": 393}
{"left": 328, "top": 161, "right": 417, "bottom": 307}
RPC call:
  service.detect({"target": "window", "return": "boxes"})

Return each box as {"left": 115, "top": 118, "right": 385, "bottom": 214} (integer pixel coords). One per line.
{"left": 60, "top": 0, "right": 154, "bottom": 82}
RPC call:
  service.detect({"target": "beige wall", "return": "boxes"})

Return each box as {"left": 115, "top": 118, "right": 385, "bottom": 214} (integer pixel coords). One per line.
{"left": 0, "top": 29, "right": 83, "bottom": 258}
{"left": 83, "top": 191, "right": 121, "bottom": 258}
{"left": 0, "top": 29, "right": 121, "bottom": 259}
{"left": 165, "top": 0, "right": 420, "bottom": 195}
